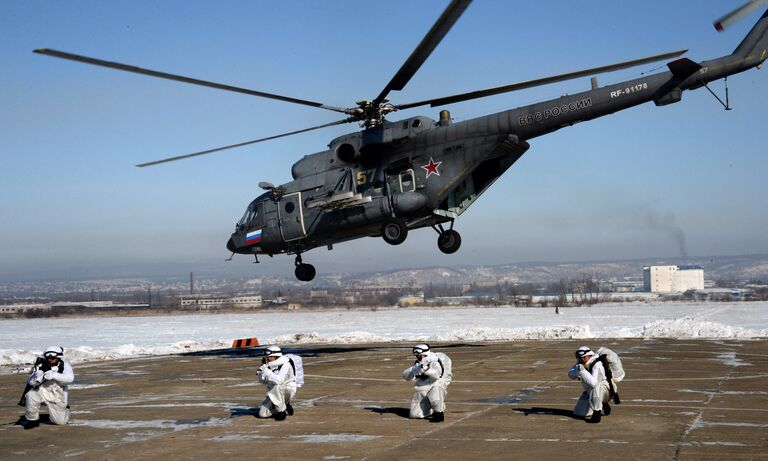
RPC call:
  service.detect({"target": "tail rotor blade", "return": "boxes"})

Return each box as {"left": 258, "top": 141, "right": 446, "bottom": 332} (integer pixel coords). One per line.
{"left": 714, "top": 0, "right": 768, "bottom": 32}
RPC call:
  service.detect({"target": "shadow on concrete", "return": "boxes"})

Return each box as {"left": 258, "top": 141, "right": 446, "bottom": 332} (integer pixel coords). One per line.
{"left": 365, "top": 406, "right": 411, "bottom": 419}
{"left": 9, "top": 414, "right": 52, "bottom": 428}
{"left": 182, "top": 343, "right": 485, "bottom": 360}
{"left": 230, "top": 407, "right": 259, "bottom": 418}
{"left": 513, "top": 407, "right": 581, "bottom": 420}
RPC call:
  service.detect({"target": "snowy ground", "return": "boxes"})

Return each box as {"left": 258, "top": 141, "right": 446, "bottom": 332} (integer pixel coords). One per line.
{"left": 1, "top": 301, "right": 766, "bottom": 367}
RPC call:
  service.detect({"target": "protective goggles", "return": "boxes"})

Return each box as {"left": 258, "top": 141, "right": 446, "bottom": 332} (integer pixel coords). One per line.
{"left": 574, "top": 349, "right": 593, "bottom": 359}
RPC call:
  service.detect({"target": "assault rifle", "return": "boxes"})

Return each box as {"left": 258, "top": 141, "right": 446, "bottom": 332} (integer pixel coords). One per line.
{"left": 17, "top": 356, "right": 46, "bottom": 406}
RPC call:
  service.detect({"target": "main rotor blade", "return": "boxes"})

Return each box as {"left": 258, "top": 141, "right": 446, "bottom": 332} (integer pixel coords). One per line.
{"left": 33, "top": 48, "right": 348, "bottom": 113}
{"left": 136, "top": 119, "right": 352, "bottom": 167}
{"left": 372, "top": 0, "right": 471, "bottom": 105}
{"left": 396, "top": 49, "right": 688, "bottom": 110}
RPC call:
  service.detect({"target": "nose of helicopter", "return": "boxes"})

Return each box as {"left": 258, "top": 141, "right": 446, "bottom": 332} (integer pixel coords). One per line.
{"left": 226, "top": 237, "right": 237, "bottom": 253}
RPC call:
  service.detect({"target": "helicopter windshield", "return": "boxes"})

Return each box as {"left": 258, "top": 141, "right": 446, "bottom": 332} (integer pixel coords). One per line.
{"left": 237, "top": 193, "right": 270, "bottom": 229}
{"left": 237, "top": 207, "right": 255, "bottom": 229}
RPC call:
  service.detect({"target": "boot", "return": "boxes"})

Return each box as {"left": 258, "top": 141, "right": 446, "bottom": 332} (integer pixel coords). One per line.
{"left": 286, "top": 403, "right": 294, "bottom": 416}
{"left": 274, "top": 411, "right": 287, "bottom": 421}
{"left": 587, "top": 410, "right": 602, "bottom": 423}
{"left": 430, "top": 412, "right": 444, "bottom": 423}
{"left": 603, "top": 403, "right": 611, "bottom": 416}
{"left": 23, "top": 419, "right": 40, "bottom": 430}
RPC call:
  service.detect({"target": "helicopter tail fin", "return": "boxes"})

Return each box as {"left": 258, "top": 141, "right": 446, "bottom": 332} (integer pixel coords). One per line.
{"left": 731, "top": 8, "right": 768, "bottom": 65}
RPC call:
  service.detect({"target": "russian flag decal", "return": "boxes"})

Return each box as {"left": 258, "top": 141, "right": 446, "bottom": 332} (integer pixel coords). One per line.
{"left": 245, "top": 229, "right": 263, "bottom": 245}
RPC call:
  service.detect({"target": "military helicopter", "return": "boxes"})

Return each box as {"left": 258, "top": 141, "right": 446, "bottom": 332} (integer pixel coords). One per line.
{"left": 35, "top": 1, "right": 768, "bottom": 281}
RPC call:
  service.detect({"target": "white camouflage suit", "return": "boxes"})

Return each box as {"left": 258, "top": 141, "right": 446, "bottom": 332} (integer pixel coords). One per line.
{"left": 568, "top": 355, "right": 610, "bottom": 418}
{"left": 257, "top": 356, "right": 297, "bottom": 418}
{"left": 402, "top": 352, "right": 450, "bottom": 418}
{"left": 25, "top": 360, "right": 75, "bottom": 425}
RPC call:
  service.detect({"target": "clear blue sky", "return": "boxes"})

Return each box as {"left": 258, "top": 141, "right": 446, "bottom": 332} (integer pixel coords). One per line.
{"left": 1, "top": 1, "right": 767, "bottom": 281}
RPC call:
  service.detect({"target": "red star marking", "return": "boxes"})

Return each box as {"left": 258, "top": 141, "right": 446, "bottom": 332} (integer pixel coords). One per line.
{"left": 422, "top": 157, "right": 443, "bottom": 178}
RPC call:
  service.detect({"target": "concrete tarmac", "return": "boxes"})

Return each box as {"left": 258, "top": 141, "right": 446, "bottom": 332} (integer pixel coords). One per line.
{"left": 1, "top": 339, "right": 767, "bottom": 460}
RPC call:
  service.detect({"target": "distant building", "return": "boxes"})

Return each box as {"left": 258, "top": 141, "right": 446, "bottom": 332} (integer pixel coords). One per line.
{"left": 180, "top": 294, "right": 262, "bottom": 309}
{"left": 643, "top": 265, "right": 704, "bottom": 293}
{"left": 0, "top": 303, "right": 51, "bottom": 314}
{"left": 397, "top": 294, "right": 425, "bottom": 306}
{"left": 51, "top": 301, "right": 115, "bottom": 308}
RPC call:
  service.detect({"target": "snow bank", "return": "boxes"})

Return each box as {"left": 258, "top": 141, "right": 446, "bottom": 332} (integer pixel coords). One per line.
{"left": 641, "top": 317, "right": 768, "bottom": 339}
{"left": 1, "top": 302, "right": 766, "bottom": 367}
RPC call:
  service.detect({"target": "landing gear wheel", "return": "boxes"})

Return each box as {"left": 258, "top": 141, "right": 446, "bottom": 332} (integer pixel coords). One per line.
{"left": 295, "top": 263, "right": 316, "bottom": 282}
{"left": 381, "top": 218, "right": 408, "bottom": 245}
{"left": 437, "top": 229, "right": 461, "bottom": 254}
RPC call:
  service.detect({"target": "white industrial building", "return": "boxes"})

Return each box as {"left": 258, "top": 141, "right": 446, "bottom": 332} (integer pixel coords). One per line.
{"left": 180, "top": 294, "right": 262, "bottom": 309}
{"left": 643, "top": 265, "right": 704, "bottom": 293}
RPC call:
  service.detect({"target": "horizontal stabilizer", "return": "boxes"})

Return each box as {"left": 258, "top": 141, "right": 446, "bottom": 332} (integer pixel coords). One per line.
{"left": 667, "top": 58, "right": 702, "bottom": 79}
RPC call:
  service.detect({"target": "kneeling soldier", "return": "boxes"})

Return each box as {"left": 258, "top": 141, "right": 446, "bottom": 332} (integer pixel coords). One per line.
{"left": 22, "top": 346, "right": 75, "bottom": 429}
{"left": 402, "top": 344, "right": 452, "bottom": 422}
{"left": 568, "top": 346, "right": 611, "bottom": 423}
{"left": 257, "top": 345, "right": 296, "bottom": 421}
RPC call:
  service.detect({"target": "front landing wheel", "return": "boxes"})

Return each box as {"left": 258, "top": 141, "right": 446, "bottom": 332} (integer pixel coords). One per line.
{"left": 381, "top": 218, "right": 408, "bottom": 245}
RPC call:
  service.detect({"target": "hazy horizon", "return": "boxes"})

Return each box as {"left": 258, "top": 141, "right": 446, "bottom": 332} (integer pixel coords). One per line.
{"left": 1, "top": 249, "right": 766, "bottom": 284}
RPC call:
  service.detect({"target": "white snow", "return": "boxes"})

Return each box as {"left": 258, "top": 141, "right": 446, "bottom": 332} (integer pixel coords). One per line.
{"left": 72, "top": 418, "right": 231, "bottom": 431}
{"left": 69, "top": 383, "right": 114, "bottom": 390}
{"left": 1, "top": 301, "right": 766, "bottom": 367}
{"left": 289, "top": 434, "right": 382, "bottom": 443}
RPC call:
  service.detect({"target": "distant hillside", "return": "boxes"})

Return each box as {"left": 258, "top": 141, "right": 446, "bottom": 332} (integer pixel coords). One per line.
{"left": 308, "top": 253, "right": 768, "bottom": 287}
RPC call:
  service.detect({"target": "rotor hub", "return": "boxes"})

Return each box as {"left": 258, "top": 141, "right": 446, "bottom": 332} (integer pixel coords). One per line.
{"left": 348, "top": 99, "right": 397, "bottom": 128}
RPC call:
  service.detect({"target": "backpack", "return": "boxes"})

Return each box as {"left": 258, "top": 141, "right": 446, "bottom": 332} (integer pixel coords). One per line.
{"left": 434, "top": 352, "right": 452, "bottom": 385}
{"left": 286, "top": 354, "right": 304, "bottom": 387}
{"left": 596, "top": 347, "right": 625, "bottom": 383}
{"left": 596, "top": 346, "right": 624, "bottom": 404}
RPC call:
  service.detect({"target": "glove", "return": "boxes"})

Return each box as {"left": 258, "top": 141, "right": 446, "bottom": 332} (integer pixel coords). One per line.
{"left": 43, "top": 370, "right": 57, "bottom": 381}
{"left": 258, "top": 364, "right": 268, "bottom": 374}
{"left": 416, "top": 363, "right": 429, "bottom": 377}
{"left": 411, "top": 363, "right": 423, "bottom": 376}
{"left": 31, "top": 370, "right": 44, "bottom": 385}
{"left": 578, "top": 364, "right": 590, "bottom": 379}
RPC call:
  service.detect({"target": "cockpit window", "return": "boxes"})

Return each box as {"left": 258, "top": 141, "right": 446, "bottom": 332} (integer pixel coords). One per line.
{"left": 238, "top": 206, "right": 255, "bottom": 229}
{"left": 237, "top": 200, "right": 265, "bottom": 229}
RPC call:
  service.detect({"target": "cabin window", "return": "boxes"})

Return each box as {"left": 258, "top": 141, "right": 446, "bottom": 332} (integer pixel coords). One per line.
{"left": 251, "top": 203, "right": 264, "bottom": 227}
{"left": 400, "top": 169, "right": 415, "bottom": 192}
{"left": 411, "top": 119, "right": 421, "bottom": 128}
{"left": 285, "top": 202, "right": 295, "bottom": 214}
